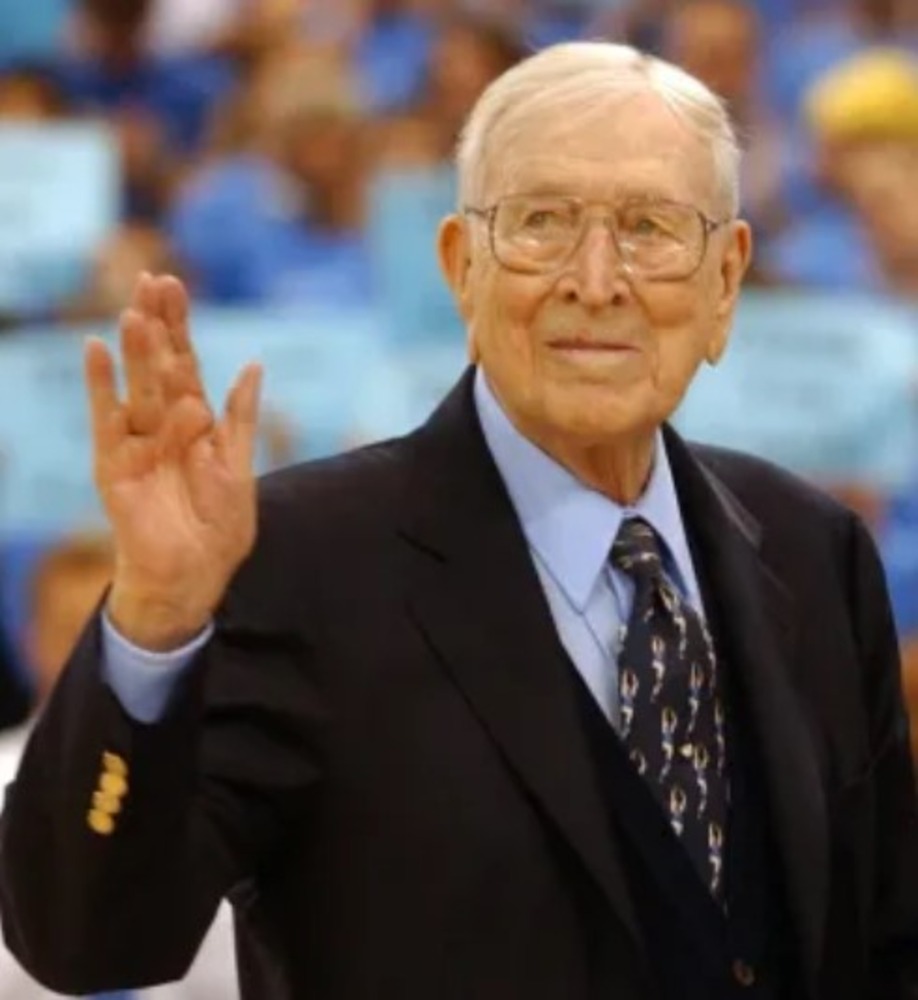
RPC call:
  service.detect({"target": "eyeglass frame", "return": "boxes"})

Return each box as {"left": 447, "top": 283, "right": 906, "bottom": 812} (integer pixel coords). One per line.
{"left": 463, "top": 194, "right": 733, "bottom": 282}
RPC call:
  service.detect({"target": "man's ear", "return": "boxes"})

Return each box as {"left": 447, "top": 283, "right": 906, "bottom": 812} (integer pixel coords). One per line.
{"left": 437, "top": 214, "right": 474, "bottom": 323}
{"left": 707, "top": 219, "right": 753, "bottom": 365}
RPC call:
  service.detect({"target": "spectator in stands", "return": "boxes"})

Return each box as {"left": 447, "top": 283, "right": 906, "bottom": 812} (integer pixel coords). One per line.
{"left": 839, "top": 143, "right": 918, "bottom": 300}
{"left": 169, "top": 45, "right": 372, "bottom": 306}
{"left": 424, "top": 13, "right": 527, "bottom": 155}
{"left": 808, "top": 52, "right": 918, "bottom": 300}
{"left": 143, "top": 0, "right": 368, "bottom": 72}
{"left": 0, "top": 533, "right": 239, "bottom": 999}
{"left": 765, "top": 49, "right": 918, "bottom": 295}
{"left": 660, "top": 0, "right": 788, "bottom": 242}
{"left": 373, "top": 12, "right": 525, "bottom": 170}
{"left": 60, "top": 0, "right": 237, "bottom": 219}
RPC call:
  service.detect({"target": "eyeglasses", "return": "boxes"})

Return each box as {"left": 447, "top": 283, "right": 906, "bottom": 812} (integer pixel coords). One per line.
{"left": 464, "top": 194, "right": 731, "bottom": 282}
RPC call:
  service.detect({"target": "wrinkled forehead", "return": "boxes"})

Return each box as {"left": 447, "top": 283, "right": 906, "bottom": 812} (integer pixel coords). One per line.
{"left": 477, "top": 91, "right": 721, "bottom": 212}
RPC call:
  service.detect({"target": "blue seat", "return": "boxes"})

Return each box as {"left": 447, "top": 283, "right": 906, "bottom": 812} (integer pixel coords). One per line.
{"left": 366, "top": 165, "right": 463, "bottom": 345}
{"left": 0, "top": 122, "right": 120, "bottom": 313}
{"left": 675, "top": 290, "right": 918, "bottom": 491}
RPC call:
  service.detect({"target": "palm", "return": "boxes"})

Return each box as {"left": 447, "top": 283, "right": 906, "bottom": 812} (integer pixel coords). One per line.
{"left": 86, "top": 275, "right": 261, "bottom": 638}
{"left": 103, "top": 443, "right": 246, "bottom": 583}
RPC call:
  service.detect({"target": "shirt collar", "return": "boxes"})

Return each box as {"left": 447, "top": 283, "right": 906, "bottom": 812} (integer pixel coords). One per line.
{"left": 473, "top": 367, "right": 698, "bottom": 612}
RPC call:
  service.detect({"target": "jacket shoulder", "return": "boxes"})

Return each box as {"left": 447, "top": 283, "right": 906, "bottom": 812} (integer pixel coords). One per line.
{"left": 689, "top": 441, "right": 855, "bottom": 531}
{"left": 257, "top": 433, "right": 413, "bottom": 530}
{"left": 221, "top": 435, "right": 416, "bottom": 625}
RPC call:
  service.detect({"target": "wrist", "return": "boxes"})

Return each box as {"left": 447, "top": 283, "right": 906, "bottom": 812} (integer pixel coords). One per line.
{"left": 107, "top": 582, "right": 212, "bottom": 653}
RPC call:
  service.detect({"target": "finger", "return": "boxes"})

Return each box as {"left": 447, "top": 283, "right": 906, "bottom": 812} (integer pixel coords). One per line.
{"left": 127, "top": 271, "right": 174, "bottom": 380}
{"left": 133, "top": 270, "right": 159, "bottom": 315}
{"left": 159, "top": 394, "right": 215, "bottom": 463}
{"left": 128, "top": 270, "right": 159, "bottom": 321}
{"left": 84, "top": 336, "right": 127, "bottom": 453}
{"left": 138, "top": 272, "right": 179, "bottom": 363}
{"left": 159, "top": 275, "right": 192, "bottom": 354}
{"left": 218, "top": 363, "right": 263, "bottom": 476}
{"left": 120, "top": 308, "right": 166, "bottom": 435}
{"left": 159, "top": 276, "right": 208, "bottom": 402}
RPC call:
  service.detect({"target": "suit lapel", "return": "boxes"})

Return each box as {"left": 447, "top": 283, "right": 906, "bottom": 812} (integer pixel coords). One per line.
{"left": 396, "top": 371, "right": 828, "bottom": 991}
{"left": 399, "top": 369, "right": 643, "bottom": 955}
{"left": 665, "top": 428, "right": 828, "bottom": 998}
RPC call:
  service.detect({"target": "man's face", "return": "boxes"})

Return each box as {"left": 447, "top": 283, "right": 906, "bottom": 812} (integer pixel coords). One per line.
{"left": 839, "top": 142, "right": 918, "bottom": 266}
{"left": 289, "top": 116, "right": 358, "bottom": 189}
{"left": 440, "top": 91, "right": 751, "bottom": 452}
{"left": 430, "top": 26, "right": 513, "bottom": 124}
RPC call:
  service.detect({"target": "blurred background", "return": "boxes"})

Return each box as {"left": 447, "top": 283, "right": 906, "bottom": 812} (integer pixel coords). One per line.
{"left": 0, "top": 0, "right": 916, "bottom": 761}
{"left": 0, "top": 0, "right": 916, "bottom": 995}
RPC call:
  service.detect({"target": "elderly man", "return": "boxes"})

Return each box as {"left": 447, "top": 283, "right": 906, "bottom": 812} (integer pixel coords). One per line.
{"left": 2, "top": 41, "right": 917, "bottom": 1000}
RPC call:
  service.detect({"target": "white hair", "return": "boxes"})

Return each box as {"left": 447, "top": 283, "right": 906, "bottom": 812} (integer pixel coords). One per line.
{"left": 456, "top": 41, "right": 741, "bottom": 217}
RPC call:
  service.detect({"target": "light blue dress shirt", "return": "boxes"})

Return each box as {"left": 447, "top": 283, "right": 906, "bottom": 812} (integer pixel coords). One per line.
{"left": 473, "top": 369, "right": 704, "bottom": 727}
{"left": 102, "top": 368, "right": 704, "bottom": 728}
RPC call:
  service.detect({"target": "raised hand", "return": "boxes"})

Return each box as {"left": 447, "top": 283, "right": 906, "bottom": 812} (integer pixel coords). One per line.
{"left": 86, "top": 273, "right": 262, "bottom": 651}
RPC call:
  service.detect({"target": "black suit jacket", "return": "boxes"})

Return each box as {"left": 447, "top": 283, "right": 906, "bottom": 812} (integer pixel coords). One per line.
{"left": 2, "top": 369, "right": 917, "bottom": 999}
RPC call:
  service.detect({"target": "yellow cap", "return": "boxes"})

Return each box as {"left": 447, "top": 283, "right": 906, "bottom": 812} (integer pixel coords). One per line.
{"left": 805, "top": 49, "right": 918, "bottom": 141}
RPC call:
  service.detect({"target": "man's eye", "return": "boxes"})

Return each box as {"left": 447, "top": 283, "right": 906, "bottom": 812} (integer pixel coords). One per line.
{"left": 633, "top": 216, "right": 663, "bottom": 235}
{"left": 523, "top": 210, "right": 560, "bottom": 229}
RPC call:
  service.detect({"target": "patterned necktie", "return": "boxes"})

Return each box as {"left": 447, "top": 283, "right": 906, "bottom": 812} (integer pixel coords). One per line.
{"left": 611, "top": 517, "right": 729, "bottom": 897}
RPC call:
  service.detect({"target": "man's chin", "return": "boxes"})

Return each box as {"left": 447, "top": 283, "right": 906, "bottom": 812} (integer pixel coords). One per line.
{"left": 539, "top": 398, "right": 660, "bottom": 447}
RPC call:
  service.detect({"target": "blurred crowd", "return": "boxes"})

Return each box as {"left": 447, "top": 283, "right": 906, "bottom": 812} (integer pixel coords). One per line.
{"left": 0, "top": 3, "right": 917, "bottom": 732}
{"left": 0, "top": 0, "right": 916, "bottom": 323}
{"left": 0, "top": 1, "right": 916, "bottom": 994}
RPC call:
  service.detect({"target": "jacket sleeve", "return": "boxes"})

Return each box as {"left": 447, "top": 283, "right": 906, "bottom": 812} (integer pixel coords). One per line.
{"left": 846, "top": 514, "right": 918, "bottom": 1000}
{"left": 0, "top": 587, "right": 324, "bottom": 995}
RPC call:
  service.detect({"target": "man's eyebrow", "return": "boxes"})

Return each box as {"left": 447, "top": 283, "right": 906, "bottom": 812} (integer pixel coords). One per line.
{"left": 614, "top": 185, "right": 682, "bottom": 203}
{"left": 499, "top": 181, "right": 573, "bottom": 197}
{"left": 501, "top": 181, "right": 685, "bottom": 202}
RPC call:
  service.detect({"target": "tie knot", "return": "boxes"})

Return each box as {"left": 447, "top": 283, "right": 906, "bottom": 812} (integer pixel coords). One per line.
{"left": 611, "top": 517, "right": 664, "bottom": 581}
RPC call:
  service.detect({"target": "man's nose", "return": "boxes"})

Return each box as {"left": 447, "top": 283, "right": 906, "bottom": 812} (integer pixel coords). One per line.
{"left": 557, "top": 219, "right": 632, "bottom": 307}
